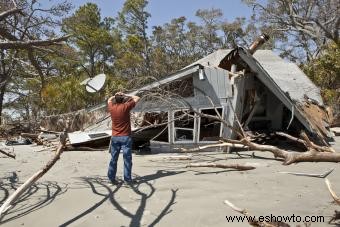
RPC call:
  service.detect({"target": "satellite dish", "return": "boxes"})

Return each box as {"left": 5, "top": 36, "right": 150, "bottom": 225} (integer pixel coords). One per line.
{"left": 80, "top": 73, "right": 106, "bottom": 93}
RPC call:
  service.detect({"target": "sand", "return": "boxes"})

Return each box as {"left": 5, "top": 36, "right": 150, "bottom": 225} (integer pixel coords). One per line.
{"left": 0, "top": 137, "right": 340, "bottom": 227}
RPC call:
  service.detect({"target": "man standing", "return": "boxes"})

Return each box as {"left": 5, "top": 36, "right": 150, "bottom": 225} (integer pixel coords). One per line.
{"left": 107, "top": 92, "right": 140, "bottom": 184}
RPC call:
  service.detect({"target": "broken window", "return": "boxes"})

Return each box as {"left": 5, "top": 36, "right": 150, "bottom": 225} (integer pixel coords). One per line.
{"left": 150, "top": 112, "right": 169, "bottom": 142}
{"left": 134, "top": 112, "right": 169, "bottom": 143}
{"left": 199, "top": 108, "right": 223, "bottom": 141}
{"left": 173, "top": 110, "right": 195, "bottom": 142}
{"left": 131, "top": 111, "right": 169, "bottom": 146}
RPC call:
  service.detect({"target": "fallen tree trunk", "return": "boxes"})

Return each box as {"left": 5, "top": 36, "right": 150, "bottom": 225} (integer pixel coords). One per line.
{"left": 0, "top": 149, "right": 15, "bottom": 159}
{"left": 275, "top": 131, "right": 335, "bottom": 152}
{"left": 181, "top": 140, "right": 340, "bottom": 165}
{"left": 186, "top": 162, "right": 255, "bottom": 170}
{"left": 243, "top": 140, "right": 340, "bottom": 165}
{"left": 0, "top": 131, "right": 67, "bottom": 219}
{"left": 181, "top": 142, "right": 248, "bottom": 152}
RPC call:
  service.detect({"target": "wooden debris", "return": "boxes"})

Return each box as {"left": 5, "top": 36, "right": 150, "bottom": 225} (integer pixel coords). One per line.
{"left": 242, "top": 139, "right": 340, "bottom": 165}
{"left": 279, "top": 168, "right": 334, "bottom": 178}
{"left": 329, "top": 210, "right": 340, "bottom": 224}
{"left": 275, "top": 131, "right": 335, "bottom": 153}
{"left": 181, "top": 142, "right": 247, "bottom": 152}
{"left": 325, "top": 179, "right": 340, "bottom": 224}
{"left": 21, "top": 133, "right": 39, "bottom": 140}
{"left": 63, "top": 146, "right": 104, "bottom": 151}
{"left": 0, "top": 149, "right": 15, "bottom": 159}
{"left": 186, "top": 162, "right": 255, "bottom": 170}
{"left": 325, "top": 178, "right": 340, "bottom": 205}
{"left": 181, "top": 139, "right": 340, "bottom": 165}
{"left": 150, "top": 155, "right": 193, "bottom": 161}
{"left": 0, "top": 130, "right": 68, "bottom": 219}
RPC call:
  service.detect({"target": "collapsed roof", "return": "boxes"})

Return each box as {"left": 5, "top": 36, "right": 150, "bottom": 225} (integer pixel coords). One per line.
{"left": 73, "top": 47, "right": 331, "bottom": 146}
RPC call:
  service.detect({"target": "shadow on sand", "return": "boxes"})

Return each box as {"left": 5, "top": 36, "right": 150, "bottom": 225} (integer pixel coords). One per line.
{"left": 59, "top": 169, "right": 184, "bottom": 227}
{"left": 0, "top": 172, "right": 68, "bottom": 224}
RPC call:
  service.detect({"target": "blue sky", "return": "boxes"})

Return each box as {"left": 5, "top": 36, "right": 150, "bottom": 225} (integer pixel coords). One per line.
{"left": 48, "top": 0, "right": 255, "bottom": 28}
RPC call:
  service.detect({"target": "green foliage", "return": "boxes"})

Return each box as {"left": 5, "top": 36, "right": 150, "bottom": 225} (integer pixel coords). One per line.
{"left": 303, "top": 42, "right": 340, "bottom": 106}
{"left": 115, "top": 0, "right": 151, "bottom": 80}
{"left": 10, "top": 0, "right": 338, "bottom": 122}
{"left": 42, "top": 76, "right": 87, "bottom": 114}
{"left": 62, "top": 3, "right": 116, "bottom": 77}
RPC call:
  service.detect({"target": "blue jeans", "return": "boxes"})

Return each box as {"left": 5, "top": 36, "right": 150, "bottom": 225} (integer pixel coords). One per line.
{"left": 107, "top": 136, "right": 133, "bottom": 182}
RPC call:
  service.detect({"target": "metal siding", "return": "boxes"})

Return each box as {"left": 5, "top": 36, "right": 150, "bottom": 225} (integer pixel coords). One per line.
{"left": 203, "top": 67, "right": 231, "bottom": 99}
{"left": 217, "top": 69, "right": 227, "bottom": 98}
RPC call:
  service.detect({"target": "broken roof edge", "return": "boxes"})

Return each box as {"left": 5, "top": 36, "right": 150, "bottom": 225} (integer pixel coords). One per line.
{"left": 129, "top": 64, "right": 201, "bottom": 96}
{"left": 84, "top": 64, "right": 202, "bottom": 113}
{"left": 236, "top": 47, "right": 330, "bottom": 138}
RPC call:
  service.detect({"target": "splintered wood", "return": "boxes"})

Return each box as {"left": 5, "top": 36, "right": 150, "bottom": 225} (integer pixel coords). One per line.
{"left": 186, "top": 162, "right": 255, "bottom": 170}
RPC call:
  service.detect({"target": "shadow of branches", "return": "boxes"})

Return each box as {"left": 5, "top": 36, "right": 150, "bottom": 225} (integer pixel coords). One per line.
{"left": 60, "top": 170, "right": 183, "bottom": 227}
{"left": 0, "top": 172, "right": 68, "bottom": 224}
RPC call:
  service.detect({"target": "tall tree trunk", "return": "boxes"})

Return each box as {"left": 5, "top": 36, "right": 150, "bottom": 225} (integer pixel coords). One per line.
{"left": 0, "top": 80, "right": 7, "bottom": 125}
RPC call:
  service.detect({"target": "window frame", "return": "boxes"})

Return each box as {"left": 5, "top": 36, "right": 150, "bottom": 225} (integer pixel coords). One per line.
{"left": 197, "top": 107, "right": 224, "bottom": 143}
{"left": 172, "top": 109, "right": 196, "bottom": 144}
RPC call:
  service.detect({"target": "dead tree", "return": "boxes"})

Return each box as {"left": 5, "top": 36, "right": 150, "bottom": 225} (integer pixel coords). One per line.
{"left": 182, "top": 139, "right": 340, "bottom": 165}
{"left": 139, "top": 87, "right": 339, "bottom": 165}
{"left": 179, "top": 93, "right": 339, "bottom": 165}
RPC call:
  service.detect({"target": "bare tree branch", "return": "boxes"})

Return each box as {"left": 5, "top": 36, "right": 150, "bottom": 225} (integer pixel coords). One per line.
{"left": 0, "top": 35, "right": 71, "bottom": 49}
{"left": 186, "top": 162, "right": 255, "bottom": 170}
{"left": 0, "top": 8, "right": 22, "bottom": 21}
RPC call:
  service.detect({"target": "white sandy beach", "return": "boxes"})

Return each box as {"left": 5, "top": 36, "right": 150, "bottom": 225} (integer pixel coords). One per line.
{"left": 0, "top": 137, "right": 339, "bottom": 227}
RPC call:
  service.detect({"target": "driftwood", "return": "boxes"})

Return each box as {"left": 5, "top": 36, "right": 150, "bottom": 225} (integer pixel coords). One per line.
{"left": 163, "top": 155, "right": 192, "bottom": 160}
{"left": 150, "top": 155, "right": 193, "bottom": 161}
{"left": 0, "top": 130, "right": 68, "bottom": 219}
{"left": 279, "top": 168, "right": 334, "bottom": 178}
{"left": 63, "top": 146, "right": 104, "bottom": 151}
{"left": 325, "top": 179, "right": 340, "bottom": 224}
{"left": 325, "top": 178, "right": 340, "bottom": 205}
{"left": 181, "top": 142, "right": 248, "bottom": 152}
{"left": 186, "top": 162, "right": 255, "bottom": 170}
{"left": 224, "top": 200, "right": 290, "bottom": 227}
{"left": 0, "top": 149, "right": 15, "bottom": 159}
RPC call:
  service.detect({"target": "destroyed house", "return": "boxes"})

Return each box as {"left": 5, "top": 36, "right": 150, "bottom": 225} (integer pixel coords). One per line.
{"left": 78, "top": 45, "right": 331, "bottom": 152}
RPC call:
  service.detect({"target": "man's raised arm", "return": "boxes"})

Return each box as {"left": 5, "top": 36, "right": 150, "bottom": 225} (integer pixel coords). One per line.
{"left": 130, "top": 95, "right": 140, "bottom": 103}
